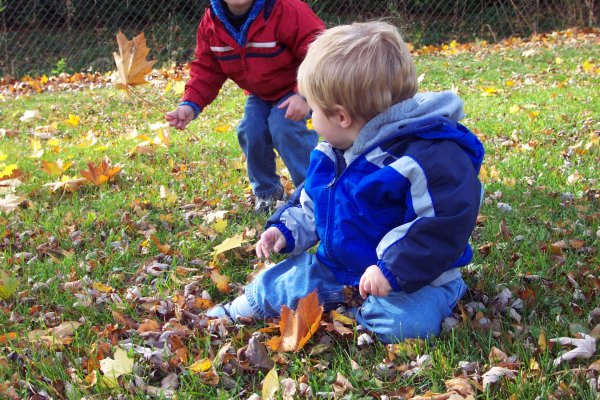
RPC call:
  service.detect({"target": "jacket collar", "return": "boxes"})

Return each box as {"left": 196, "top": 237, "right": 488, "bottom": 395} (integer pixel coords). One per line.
{"left": 210, "top": 0, "right": 268, "bottom": 46}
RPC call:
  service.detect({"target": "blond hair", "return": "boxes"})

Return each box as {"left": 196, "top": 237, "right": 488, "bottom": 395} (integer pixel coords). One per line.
{"left": 298, "top": 21, "right": 417, "bottom": 122}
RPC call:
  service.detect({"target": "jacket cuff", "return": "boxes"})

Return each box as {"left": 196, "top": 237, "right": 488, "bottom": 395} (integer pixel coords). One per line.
{"left": 179, "top": 101, "right": 201, "bottom": 119}
{"left": 271, "top": 223, "right": 295, "bottom": 253}
{"left": 376, "top": 260, "right": 401, "bottom": 291}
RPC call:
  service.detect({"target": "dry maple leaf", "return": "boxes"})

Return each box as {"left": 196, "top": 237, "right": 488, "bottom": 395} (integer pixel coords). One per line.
{"left": 0, "top": 194, "right": 25, "bottom": 214}
{"left": 113, "top": 31, "right": 157, "bottom": 90}
{"left": 268, "top": 290, "right": 323, "bottom": 352}
{"left": 80, "top": 157, "right": 122, "bottom": 186}
{"left": 550, "top": 334, "right": 596, "bottom": 366}
{"left": 44, "top": 176, "right": 87, "bottom": 192}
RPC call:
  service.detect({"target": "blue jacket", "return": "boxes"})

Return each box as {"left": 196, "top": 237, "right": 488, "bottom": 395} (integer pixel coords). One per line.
{"left": 267, "top": 92, "right": 485, "bottom": 293}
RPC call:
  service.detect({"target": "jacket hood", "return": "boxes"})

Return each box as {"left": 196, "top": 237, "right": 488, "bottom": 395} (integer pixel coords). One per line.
{"left": 349, "top": 91, "right": 465, "bottom": 161}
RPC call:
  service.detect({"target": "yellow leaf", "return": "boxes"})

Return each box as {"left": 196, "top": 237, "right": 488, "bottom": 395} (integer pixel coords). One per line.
{"left": 212, "top": 233, "right": 248, "bottom": 258}
{"left": 261, "top": 368, "right": 279, "bottom": 400}
{"left": 0, "top": 270, "right": 19, "bottom": 300}
{"left": 188, "top": 358, "right": 212, "bottom": 373}
{"left": 41, "top": 159, "right": 73, "bottom": 177}
{"left": 64, "top": 114, "right": 80, "bottom": 127}
{"left": 92, "top": 282, "right": 114, "bottom": 293}
{"left": 582, "top": 60, "right": 593, "bottom": 72}
{"left": 509, "top": 105, "right": 521, "bottom": 114}
{"left": 0, "top": 163, "right": 18, "bottom": 179}
{"left": 506, "top": 80, "right": 515, "bottom": 87}
{"left": 99, "top": 347, "right": 134, "bottom": 384}
{"left": 215, "top": 124, "right": 230, "bottom": 133}
{"left": 331, "top": 310, "right": 355, "bottom": 325}
{"left": 173, "top": 81, "right": 186, "bottom": 95}
{"left": 306, "top": 118, "right": 313, "bottom": 130}
{"left": 555, "top": 57, "right": 563, "bottom": 64}
{"left": 213, "top": 218, "right": 227, "bottom": 233}
{"left": 113, "top": 31, "right": 157, "bottom": 90}
{"left": 481, "top": 86, "right": 499, "bottom": 96}
{"left": 30, "top": 138, "right": 44, "bottom": 158}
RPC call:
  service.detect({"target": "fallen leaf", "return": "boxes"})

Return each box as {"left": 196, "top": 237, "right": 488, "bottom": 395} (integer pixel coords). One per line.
{"left": 0, "top": 194, "right": 25, "bottom": 214}
{"left": 275, "top": 290, "right": 323, "bottom": 352}
{"left": 262, "top": 367, "right": 279, "bottom": 400}
{"left": 0, "top": 270, "right": 19, "bottom": 300}
{"left": 41, "top": 159, "right": 73, "bottom": 177}
{"left": 188, "top": 358, "right": 212, "bottom": 373}
{"left": 245, "top": 334, "right": 275, "bottom": 371}
{"left": 550, "top": 334, "right": 596, "bottom": 366}
{"left": 482, "top": 366, "right": 516, "bottom": 389}
{"left": 80, "top": 157, "right": 122, "bottom": 186}
{"left": 100, "top": 347, "right": 134, "bottom": 385}
{"left": 212, "top": 233, "right": 248, "bottom": 258}
{"left": 209, "top": 269, "right": 231, "bottom": 293}
{"left": 44, "top": 175, "right": 87, "bottom": 192}
{"left": 113, "top": 31, "right": 157, "bottom": 90}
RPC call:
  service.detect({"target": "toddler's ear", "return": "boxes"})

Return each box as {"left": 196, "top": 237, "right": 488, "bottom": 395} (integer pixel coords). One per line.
{"left": 333, "top": 105, "right": 353, "bottom": 128}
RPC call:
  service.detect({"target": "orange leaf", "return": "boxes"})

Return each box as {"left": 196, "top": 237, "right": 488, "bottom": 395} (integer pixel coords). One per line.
{"left": 80, "top": 157, "right": 122, "bottom": 186}
{"left": 151, "top": 234, "right": 173, "bottom": 255}
{"left": 276, "top": 289, "right": 323, "bottom": 352}
{"left": 113, "top": 31, "right": 157, "bottom": 90}
{"left": 210, "top": 270, "right": 231, "bottom": 293}
{"left": 0, "top": 332, "right": 18, "bottom": 344}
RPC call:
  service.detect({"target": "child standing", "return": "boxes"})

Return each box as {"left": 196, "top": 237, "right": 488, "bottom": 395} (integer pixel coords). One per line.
{"left": 166, "top": 0, "right": 325, "bottom": 211}
{"left": 208, "top": 21, "right": 485, "bottom": 343}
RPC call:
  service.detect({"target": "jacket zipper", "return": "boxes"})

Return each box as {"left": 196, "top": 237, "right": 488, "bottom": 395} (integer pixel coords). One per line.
{"left": 321, "top": 121, "right": 444, "bottom": 263}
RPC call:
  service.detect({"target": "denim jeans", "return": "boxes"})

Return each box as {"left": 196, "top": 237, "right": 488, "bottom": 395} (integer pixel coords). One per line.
{"left": 244, "top": 252, "right": 467, "bottom": 344}
{"left": 237, "top": 93, "right": 318, "bottom": 198}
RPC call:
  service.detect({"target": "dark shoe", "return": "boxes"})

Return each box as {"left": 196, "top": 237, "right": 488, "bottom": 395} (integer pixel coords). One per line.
{"left": 254, "top": 188, "right": 285, "bottom": 213}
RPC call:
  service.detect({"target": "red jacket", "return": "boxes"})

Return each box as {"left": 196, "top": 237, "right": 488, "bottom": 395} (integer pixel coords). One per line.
{"left": 183, "top": 0, "right": 325, "bottom": 109}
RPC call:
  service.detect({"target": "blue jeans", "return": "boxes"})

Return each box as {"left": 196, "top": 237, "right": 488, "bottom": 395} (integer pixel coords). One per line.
{"left": 237, "top": 93, "right": 318, "bottom": 198}
{"left": 244, "top": 252, "right": 467, "bottom": 344}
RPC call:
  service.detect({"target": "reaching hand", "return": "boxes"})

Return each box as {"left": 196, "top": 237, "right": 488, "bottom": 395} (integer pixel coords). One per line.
{"left": 277, "top": 94, "right": 311, "bottom": 121}
{"left": 165, "top": 105, "right": 195, "bottom": 130}
{"left": 359, "top": 265, "right": 392, "bottom": 299}
{"left": 256, "top": 227, "right": 287, "bottom": 259}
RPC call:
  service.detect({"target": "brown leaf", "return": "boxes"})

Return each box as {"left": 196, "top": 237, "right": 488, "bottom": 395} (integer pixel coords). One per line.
{"left": 113, "top": 31, "right": 157, "bottom": 90}
{"left": 245, "top": 334, "right": 274, "bottom": 371}
{"left": 275, "top": 290, "right": 323, "bottom": 352}
{"left": 550, "top": 239, "right": 586, "bottom": 254}
{"left": 498, "top": 219, "right": 512, "bottom": 241}
{"left": 80, "top": 157, "right": 122, "bottom": 186}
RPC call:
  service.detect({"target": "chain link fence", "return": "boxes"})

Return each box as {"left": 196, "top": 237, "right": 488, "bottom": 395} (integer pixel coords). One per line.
{"left": 1, "top": 0, "right": 598, "bottom": 78}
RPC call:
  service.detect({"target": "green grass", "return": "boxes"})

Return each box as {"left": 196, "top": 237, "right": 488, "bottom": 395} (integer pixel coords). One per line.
{"left": 0, "top": 34, "right": 599, "bottom": 399}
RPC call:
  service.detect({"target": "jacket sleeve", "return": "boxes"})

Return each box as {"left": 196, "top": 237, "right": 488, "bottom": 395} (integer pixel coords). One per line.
{"left": 274, "top": 0, "right": 325, "bottom": 92}
{"left": 182, "top": 11, "right": 228, "bottom": 109}
{"left": 266, "top": 183, "right": 319, "bottom": 255}
{"left": 376, "top": 143, "right": 481, "bottom": 293}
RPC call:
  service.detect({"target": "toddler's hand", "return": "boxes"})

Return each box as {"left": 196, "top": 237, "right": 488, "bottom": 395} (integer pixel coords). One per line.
{"left": 166, "top": 105, "right": 195, "bottom": 130}
{"left": 359, "top": 265, "right": 392, "bottom": 299}
{"left": 256, "top": 227, "right": 286, "bottom": 259}
{"left": 278, "top": 94, "right": 310, "bottom": 121}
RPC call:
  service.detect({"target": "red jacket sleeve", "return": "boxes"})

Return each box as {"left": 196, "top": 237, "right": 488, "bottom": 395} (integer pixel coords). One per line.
{"left": 275, "top": 0, "right": 325, "bottom": 92}
{"left": 183, "top": 10, "right": 228, "bottom": 109}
